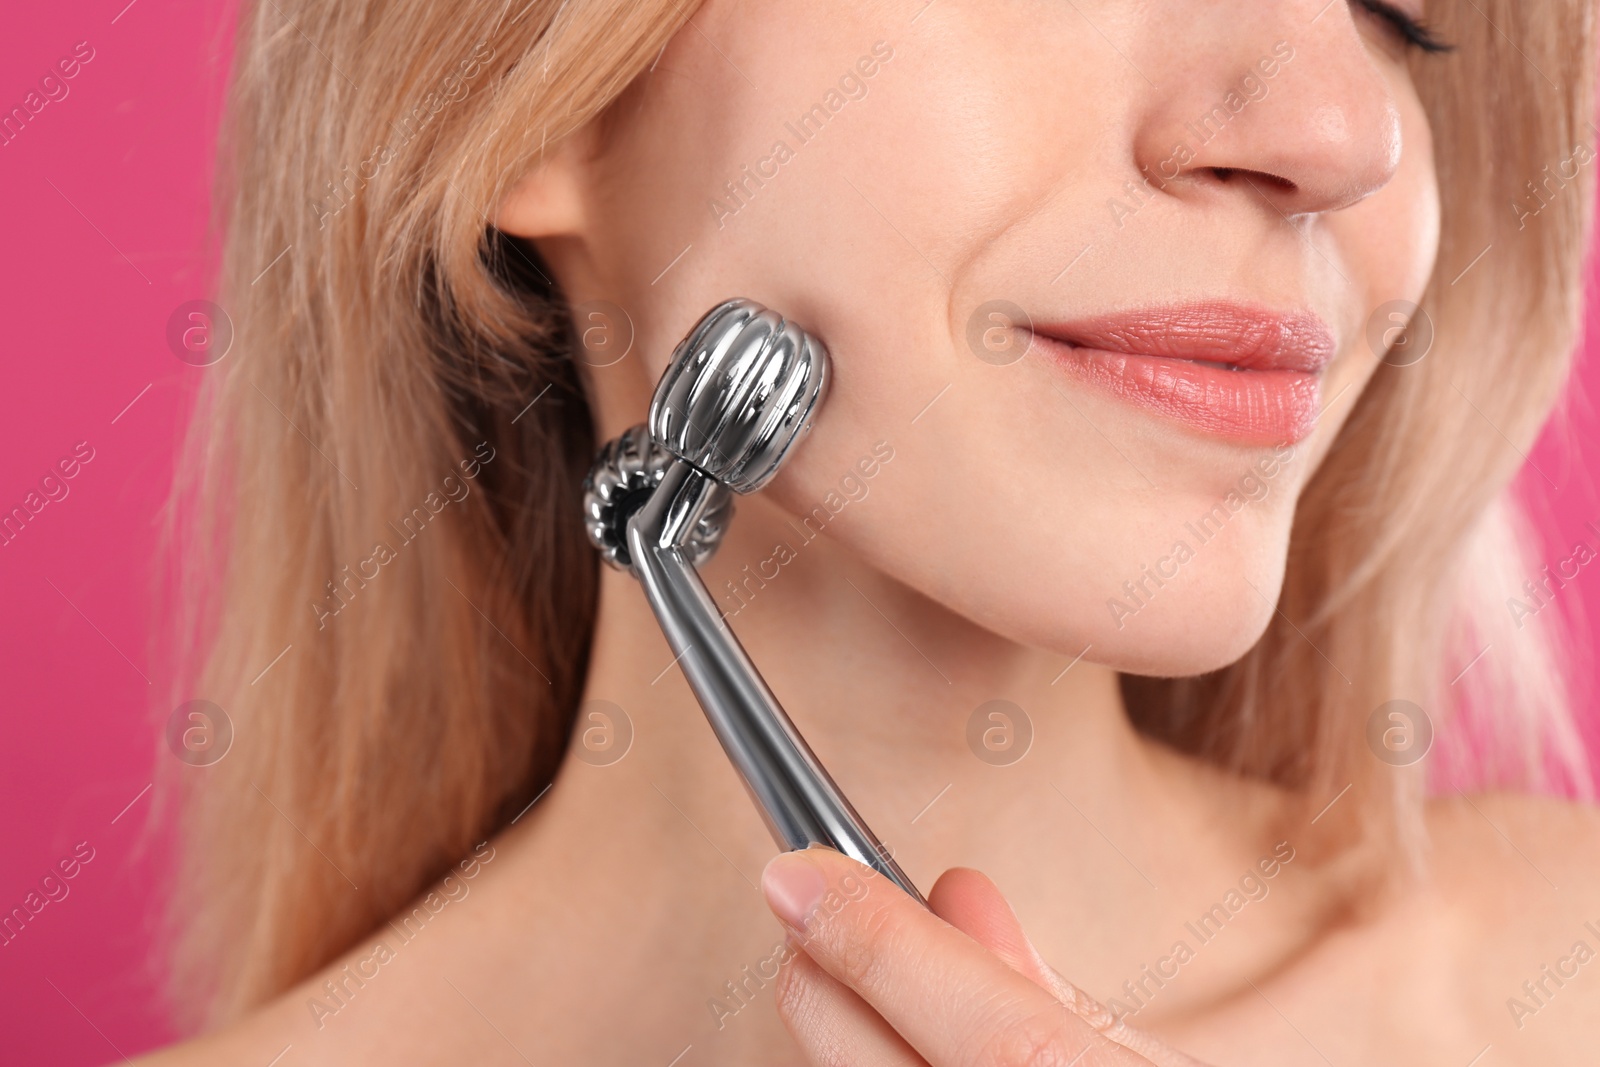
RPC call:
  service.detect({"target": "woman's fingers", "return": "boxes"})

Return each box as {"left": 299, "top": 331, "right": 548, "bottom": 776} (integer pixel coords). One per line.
{"left": 761, "top": 846, "right": 1154, "bottom": 1066}
{"left": 927, "top": 866, "right": 1062, "bottom": 993}
{"left": 928, "top": 867, "right": 1213, "bottom": 1067}
{"left": 772, "top": 943, "right": 928, "bottom": 1066}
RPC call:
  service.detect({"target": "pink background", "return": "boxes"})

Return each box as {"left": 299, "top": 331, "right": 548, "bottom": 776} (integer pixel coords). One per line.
{"left": 1, "top": 3, "right": 1596, "bottom": 1061}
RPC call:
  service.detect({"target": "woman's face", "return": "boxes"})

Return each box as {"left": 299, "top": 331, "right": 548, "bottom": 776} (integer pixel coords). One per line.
{"left": 527, "top": 0, "right": 1439, "bottom": 675}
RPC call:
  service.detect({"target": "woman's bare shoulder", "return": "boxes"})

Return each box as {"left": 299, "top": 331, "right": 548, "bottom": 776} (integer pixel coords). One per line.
{"left": 1421, "top": 790, "right": 1600, "bottom": 1058}
{"left": 1425, "top": 790, "right": 1600, "bottom": 893}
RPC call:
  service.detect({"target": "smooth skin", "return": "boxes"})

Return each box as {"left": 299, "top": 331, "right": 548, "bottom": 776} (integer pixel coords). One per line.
{"left": 139, "top": 0, "right": 1600, "bottom": 1064}
{"left": 760, "top": 847, "right": 1210, "bottom": 1065}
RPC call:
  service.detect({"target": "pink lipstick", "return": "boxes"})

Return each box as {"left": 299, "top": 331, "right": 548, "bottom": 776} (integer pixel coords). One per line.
{"left": 1029, "top": 301, "right": 1337, "bottom": 445}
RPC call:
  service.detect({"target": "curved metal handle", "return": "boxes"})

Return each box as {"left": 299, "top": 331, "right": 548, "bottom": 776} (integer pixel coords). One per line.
{"left": 626, "top": 460, "right": 926, "bottom": 905}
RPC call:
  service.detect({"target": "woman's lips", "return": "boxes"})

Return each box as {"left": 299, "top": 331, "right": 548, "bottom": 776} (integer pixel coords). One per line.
{"left": 1028, "top": 301, "right": 1338, "bottom": 446}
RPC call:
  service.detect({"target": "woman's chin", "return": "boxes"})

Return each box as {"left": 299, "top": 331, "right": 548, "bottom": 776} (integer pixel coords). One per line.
{"left": 997, "top": 573, "right": 1283, "bottom": 680}
{"left": 1098, "top": 620, "right": 1272, "bottom": 679}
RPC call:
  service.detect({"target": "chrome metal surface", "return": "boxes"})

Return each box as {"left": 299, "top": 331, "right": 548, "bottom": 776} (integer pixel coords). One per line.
{"left": 650, "top": 298, "right": 829, "bottom": 494}
{"left": 581, "top": 424, "right": 732, "bottom": 571}
{"left": 584, "top": 298, "right": 923, "bottom": 905}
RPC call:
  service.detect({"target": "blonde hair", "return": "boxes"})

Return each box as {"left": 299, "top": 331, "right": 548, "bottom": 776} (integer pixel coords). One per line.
{"left": 163, "top": 0, "right": 1595, "bottom": 1028}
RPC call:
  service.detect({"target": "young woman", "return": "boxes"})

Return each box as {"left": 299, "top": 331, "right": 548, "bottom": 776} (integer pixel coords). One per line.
{"left": 143, "top": 0, "right": 1600, "bottom": 1063}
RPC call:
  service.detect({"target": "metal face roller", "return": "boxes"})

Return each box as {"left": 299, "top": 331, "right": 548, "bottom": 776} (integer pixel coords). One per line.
{"left": 581, "top": 298, "right": 926, "bottom": 905}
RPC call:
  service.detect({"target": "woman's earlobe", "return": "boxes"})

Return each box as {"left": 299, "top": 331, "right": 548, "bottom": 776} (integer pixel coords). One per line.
{"left": 494, "top": 128, "right": 593, "bottom": 238}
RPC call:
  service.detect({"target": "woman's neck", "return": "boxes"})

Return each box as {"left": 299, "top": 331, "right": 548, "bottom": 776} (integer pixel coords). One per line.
{"left": 560, "top": 492, "right": 1283, "bottom": 915}
{"left": 247, "top": 494, "right": 1336, "bottom": 1066}
{"left": 509, "top": 489, "right": 1337, "bottom": 1065}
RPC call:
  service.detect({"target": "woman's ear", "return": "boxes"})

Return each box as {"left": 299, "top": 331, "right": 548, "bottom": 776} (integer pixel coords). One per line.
{"left": 494, "top": 125, "right": 595, "bottom": 238}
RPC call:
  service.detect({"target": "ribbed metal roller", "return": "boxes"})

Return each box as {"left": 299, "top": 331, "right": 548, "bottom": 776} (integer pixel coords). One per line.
{"left": 576, "top": 297, "right": 926, "bottom": 906}
{"left": 580, "top": 424, "right": 732, "bottom": 571}
{"left": 649, "top": 298, "right": 829, "bottom": 494}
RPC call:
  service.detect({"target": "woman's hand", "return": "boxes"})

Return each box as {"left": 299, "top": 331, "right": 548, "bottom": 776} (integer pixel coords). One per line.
{"left": 760, "top": 846, "right": 1210, "bottom": 1066}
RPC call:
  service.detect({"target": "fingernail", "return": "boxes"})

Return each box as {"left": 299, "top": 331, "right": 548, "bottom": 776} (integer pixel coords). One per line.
{"left": 761, "top": 851, "right": 827, "bottom": 931}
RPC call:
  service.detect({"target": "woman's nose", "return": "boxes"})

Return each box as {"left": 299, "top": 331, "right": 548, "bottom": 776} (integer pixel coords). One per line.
{"left": 1132, "top": 5, "right": 1404, "bottom": 218}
